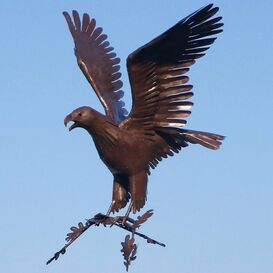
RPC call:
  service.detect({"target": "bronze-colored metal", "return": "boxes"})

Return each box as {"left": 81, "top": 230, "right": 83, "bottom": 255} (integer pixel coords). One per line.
{"left": 63, "top": 4, "right": 224, "bottom": 216}
{"left": 47, "top": 210, "right": 164, "bottom": 266}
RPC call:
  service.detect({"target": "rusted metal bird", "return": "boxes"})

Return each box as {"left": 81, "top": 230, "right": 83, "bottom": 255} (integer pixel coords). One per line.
{"left": 63, "top": 4, "right": 224, "bottom": 219}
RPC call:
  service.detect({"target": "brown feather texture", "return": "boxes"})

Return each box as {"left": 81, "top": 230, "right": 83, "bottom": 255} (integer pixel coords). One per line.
{"left": 63, "top": 10, "right": 127, "bottom": 122}
{"left": 63, "top": 3, "right": 225, "bottom": 215}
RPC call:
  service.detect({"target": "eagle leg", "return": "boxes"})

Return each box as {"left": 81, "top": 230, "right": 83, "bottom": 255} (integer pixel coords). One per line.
{"left": 130, "top": 171, "right": 148, "bottom": 213}
{"left": 122, "top": 171, "right": 148, "bottom": 225}
{"left": 107, "top": 174, "right": 130, "bottom": 215}
{"left": 121, "top": 201, "right": 134, "bottom": 225}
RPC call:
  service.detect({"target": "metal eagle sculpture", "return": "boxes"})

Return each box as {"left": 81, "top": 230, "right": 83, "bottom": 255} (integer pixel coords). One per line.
{"left": 63, "top": 4, "right": 224, "bottom": 220}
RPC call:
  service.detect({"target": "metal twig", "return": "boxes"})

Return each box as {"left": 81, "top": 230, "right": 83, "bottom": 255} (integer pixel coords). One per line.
{"left": 46, "top": 211, "right": 165, "bottom": 265}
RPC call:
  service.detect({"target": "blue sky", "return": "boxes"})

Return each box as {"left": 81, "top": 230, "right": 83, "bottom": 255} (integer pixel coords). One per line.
{"left": 1, "top": 1, "right": 273, "bottom": 273}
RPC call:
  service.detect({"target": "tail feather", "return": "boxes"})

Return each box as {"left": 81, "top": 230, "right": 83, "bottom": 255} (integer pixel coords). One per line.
{"left": 182, "top": 129, "right": 225, "bottom": 150}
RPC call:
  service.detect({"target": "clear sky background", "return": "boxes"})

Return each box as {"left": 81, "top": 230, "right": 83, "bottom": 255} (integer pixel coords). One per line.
{"left": 1, "top": 1, "right": 272, "bottom": 273}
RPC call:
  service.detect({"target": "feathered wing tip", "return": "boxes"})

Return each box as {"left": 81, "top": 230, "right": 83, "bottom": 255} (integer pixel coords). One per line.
{"left": 124, "top": 3, "right": 223, "bottom": 135}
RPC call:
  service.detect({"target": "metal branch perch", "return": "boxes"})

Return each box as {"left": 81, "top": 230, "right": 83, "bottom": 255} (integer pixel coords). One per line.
{"left": 46, "top": 210, "right": 165, "bottom": 268}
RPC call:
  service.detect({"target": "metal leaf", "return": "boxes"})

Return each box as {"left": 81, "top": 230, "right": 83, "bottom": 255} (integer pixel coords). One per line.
{"left": 65, "top": 222, "right": 86, "bottom": 243}
{"left": 121, "top": 234, "right": 138, "bottom": 271}
{"left": 132, "top": 209, "right": 154, "bottom": 230}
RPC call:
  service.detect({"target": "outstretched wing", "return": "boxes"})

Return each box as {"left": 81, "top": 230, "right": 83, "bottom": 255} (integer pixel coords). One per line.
{"left": 121, "top": 4, "right": 223, "bottom": 135}
{"left": 63, "top": 11, "right": 127, "bottom": 123}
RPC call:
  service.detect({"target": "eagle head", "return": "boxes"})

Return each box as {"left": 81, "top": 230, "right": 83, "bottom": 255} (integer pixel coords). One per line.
{"left": 64, "top": 106, "right": 95, "bottom": 131}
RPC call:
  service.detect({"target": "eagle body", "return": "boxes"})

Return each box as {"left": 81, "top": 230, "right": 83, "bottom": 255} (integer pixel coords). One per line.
{"left": 63, "top": 4, "right": 225, "bottom": 214}
{"left": 93, "top": 124, "right": 153, "bottom": 175}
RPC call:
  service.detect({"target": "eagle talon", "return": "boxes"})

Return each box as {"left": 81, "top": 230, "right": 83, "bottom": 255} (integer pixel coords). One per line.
{"left": 121, "top": 202, "right": 133, "bottom": 226}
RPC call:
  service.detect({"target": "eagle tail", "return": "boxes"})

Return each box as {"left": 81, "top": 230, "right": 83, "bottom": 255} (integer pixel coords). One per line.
{"left": 181, "top": 129, "right": 225, "bottom": 150}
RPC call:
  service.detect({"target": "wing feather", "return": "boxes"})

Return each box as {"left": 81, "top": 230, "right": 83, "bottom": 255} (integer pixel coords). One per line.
{"left": 120, "top": 4, "right": 223, "bottom": 167}
{"left": 63, "top": 11, "right": 127, "bottom": 122}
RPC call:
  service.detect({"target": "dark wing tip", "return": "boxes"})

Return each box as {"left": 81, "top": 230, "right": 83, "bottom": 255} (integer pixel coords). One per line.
{"left": 194, "top": 3, "right": 216, "bottom": 16}
{"left": 204, "top": 3, "right": 214, "bottom": 10}
{"left": 82, "top": 13, "right": 91, "bottom": 32}
{"left": 62, "top": 11, "right": 71, "bottom": 21}
{"left": 63, "top": 11, "right": 76, "bottom": 34}
{"left": 184, "top": 3, "right": 221, "bottom": 24}
{"left": 72, "top": 10, "right": 81, "bottom": 30}
{"left": 72, "top": 9, "right": 79, "bottom": 16}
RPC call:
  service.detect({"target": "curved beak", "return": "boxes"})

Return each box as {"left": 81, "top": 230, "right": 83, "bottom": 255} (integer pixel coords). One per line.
{"left": 64, "top": 114, "right": 78, "bottom": 131}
